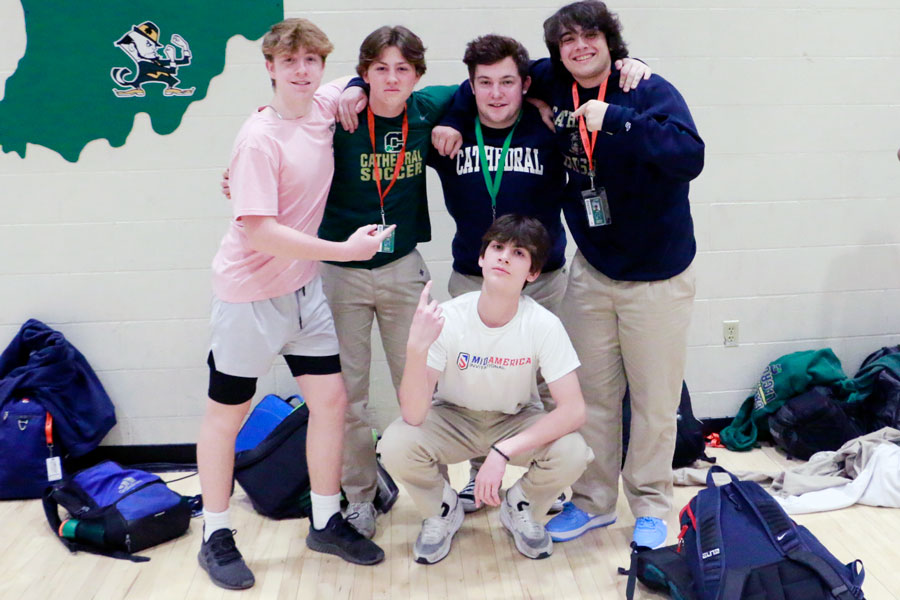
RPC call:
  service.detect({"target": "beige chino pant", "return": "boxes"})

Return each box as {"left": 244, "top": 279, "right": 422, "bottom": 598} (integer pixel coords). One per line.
{"left": 321, "top": 250, "right": 430, "bottom": 504}
{"left": 379, "top": 403, "right": 594, "bottom": 519}
{"left": 562, "top": 251, "right": 695, "bottom": 519}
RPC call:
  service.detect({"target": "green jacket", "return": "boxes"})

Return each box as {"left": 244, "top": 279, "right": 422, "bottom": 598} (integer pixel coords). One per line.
{"left": 720, "top": 347, "right": 900, "bottom": 451}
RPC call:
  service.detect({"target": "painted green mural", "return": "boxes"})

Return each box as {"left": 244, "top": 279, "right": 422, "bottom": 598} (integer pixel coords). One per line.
{"left": 0, "top": 0, "right": 283, "bottom": 162}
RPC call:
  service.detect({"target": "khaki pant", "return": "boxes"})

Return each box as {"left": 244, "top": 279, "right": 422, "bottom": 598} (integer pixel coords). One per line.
{"left": 321, "top": 250, "right": 430, "bottom": 503}
{"left": 379, "top": 403, "right": 593, "bottom": 519}
{"left": 562, "top": 252, "right": 695, "bottom": 519}
{"left": 449, "top": 267, "right": 568, "bottom": 481}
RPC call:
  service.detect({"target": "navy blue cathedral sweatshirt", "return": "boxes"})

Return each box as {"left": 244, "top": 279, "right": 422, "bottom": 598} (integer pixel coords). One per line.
{"left": 431, "top": 102, "right": 566, "bottom": 276}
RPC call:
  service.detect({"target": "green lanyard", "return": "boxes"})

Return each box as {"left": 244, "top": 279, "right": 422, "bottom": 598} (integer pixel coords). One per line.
{"left": 474, "top": 112, "right": 522, "bottom": 221}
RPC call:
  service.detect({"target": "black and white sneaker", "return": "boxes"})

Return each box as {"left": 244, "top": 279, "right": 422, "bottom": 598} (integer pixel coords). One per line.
{"left": 458, "top": 476, "right": 487, "bottom": 513}
{"left": 306, "top": 513, "right": 385, "bottom": 565}
{"left": 500, "top": 491, "right": 552, "bottom": 559}
{"left": 198, "top": 529, "right": 255, "bottom": 590}
{"left": 548, "top": 493, "right": 567, "bottom": 515}
{"left": 413, "top": 494, "right": 465, "bottom": 564}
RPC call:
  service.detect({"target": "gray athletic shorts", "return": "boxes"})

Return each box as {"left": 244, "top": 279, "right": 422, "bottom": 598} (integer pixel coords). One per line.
{"left": 209, "top": 276, "right": 340, "bottom": 378}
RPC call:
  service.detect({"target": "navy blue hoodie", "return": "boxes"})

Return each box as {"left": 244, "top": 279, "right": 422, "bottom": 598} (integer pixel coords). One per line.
{"left": 0, "top": 319, "right": 116, "bottom": 457}
{"left": 528, "top": 58, "right": 704, "bottom": 281}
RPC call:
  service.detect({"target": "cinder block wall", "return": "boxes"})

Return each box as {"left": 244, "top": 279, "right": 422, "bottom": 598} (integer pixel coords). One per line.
{"left": 1, "top": 1, "right": 899, "bottom": 443}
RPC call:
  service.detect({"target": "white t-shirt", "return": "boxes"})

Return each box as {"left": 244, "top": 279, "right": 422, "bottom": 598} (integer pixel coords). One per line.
{"left": 211, "top": 79, "right": 343, "bottom": 303}
{"left": 427, "top": 292, "right": 580, "bottom": 414}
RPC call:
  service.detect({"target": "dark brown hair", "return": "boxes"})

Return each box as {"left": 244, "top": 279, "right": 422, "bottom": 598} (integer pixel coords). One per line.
{"left": 480, "top": 214, "right": 551, "bottom": 275}
{"left": 357, "top": 26, "right": 427, "bottom": 77}
{"left": 463, "top": 34, "right": 530, "bottom": 81}
{"left": 543, "top": 1, "right": 628, "bottom": 65}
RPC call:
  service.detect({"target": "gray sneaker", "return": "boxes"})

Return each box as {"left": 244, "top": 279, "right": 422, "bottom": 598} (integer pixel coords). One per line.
{"left": 345, "top": 501, "right": 377, "bottom": 539}
{"left": 198, "top": 528, "right": 255, "bottom": 590}
{"left": 413, "top": 495, "right": 465, "bottom": 564}
{"left": 500, "top": 494, "right": 553, "bottom": 559}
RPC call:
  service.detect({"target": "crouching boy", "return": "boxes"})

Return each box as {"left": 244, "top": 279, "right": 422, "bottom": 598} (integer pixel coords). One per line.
{"left": 379, "top": 215, "right": 594, "bottom": 564}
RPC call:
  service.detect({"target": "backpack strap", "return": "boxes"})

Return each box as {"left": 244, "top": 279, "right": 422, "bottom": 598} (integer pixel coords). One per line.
{"left": 625, "top": 543, "right": 639, "bottom": 600}
{"left": 695, "top": 476, "right": 726, "bottom": 596}
{"left": 786, "top": 551, "right": 860, "bottom": 600}
{"left": 730, "top": 480, "right": 800, "bottom": 554}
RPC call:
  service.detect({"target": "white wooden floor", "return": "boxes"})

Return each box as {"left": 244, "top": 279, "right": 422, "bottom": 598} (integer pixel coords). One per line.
{"left": 1, "top": 446, "right": 897, "bottom": 599}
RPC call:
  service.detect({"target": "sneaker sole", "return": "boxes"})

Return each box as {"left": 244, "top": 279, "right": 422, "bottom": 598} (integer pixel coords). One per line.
{"left": 499, "top": 504, "right": 552, "bottom": 560}
{"left": 197, "top": 551, "right": 255, "bottom": 590}
{"left": 459, "top": 497, "right": 484, "bottom": 514}
{"left": 547, "top": 514, "right": 617, "bottom": 542}
{"left": 305, "top": 536, "right": 385, "bottom": 566}
{"left": 413, "top": 503, "right": 465, "bottom": 565}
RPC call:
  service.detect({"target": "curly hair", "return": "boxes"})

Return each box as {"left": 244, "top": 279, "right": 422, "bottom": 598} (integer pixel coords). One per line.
{"left": 543, "top": 1, "right": 629, "bottom": 65}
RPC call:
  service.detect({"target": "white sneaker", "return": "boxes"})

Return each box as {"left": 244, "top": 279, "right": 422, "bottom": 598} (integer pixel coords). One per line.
{"left": 344, "top": 501, "right": 377, "bottom": 539}
{"left": 413, "top": 492, "right": 465, "bottom": 564}
{"left": 500, "top": 484, "right": 552, "bottom": 559}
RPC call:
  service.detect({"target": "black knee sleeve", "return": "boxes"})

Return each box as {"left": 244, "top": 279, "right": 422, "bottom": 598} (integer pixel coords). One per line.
{"left": 207, "top": 352, "right": 257, "bottom": 405}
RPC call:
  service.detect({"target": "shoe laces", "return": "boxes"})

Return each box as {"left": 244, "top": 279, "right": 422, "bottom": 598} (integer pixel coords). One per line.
{"left": 209, "top": 529, "right": 243, "bottom": 565}
{"left": 460, "top": 478, "right": 476, "bottom": 497}
{"left": 510, "top": 501, "right": 545, "bottom": 539}
{"left": 419, "top": 509, "right": 452, "bottom": 545}
{"left": 346, "top": 502, "right": 375, "bottom": 521}
{"left": 635, "top": 517, "right": 661, "bottom": 531}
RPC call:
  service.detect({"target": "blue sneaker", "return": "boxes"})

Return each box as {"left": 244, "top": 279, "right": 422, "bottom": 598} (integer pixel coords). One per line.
{"left": 633, "top": 517, "right": 667, "bottom": 549}
{"left": 545, "top": 502, "right": 616, "bottom": 542}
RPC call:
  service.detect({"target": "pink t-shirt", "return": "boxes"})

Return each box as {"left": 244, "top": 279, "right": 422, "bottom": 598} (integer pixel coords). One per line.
{"left": 211, "top": 80, "right": 342, "bottom": 303}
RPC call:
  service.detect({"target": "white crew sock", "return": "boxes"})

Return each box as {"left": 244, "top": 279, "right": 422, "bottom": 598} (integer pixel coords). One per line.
{"left": 310, "top": 491, "right": 341, "bottom": 530}
{"left": 203, "top": 508, "right": 231, "bottom": 541}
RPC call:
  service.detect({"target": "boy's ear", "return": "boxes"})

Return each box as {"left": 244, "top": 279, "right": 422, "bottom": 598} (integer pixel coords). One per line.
{"left": 525, "top": 268, "right": 540, "bottom": 283}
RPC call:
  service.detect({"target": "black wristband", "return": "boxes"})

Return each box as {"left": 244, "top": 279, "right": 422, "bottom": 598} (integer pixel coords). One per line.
{"left": 490, "top": 444, "right": 510, "bottom": 462}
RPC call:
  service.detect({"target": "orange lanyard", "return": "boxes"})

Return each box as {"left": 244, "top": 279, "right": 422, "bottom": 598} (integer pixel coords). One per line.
{"left": 571, "top": 77, "right": 608, "bottom": 180}
{"left": 367, "top": 104, "right": 408, "bottom": 222}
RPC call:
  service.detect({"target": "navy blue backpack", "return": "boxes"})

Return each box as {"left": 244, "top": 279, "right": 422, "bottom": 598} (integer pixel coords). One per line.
{"left": 626, "top": 467, "right": 865, "bottom": 600}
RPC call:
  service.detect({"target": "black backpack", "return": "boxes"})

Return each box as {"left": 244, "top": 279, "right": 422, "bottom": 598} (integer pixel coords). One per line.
{"left": 769, "top": 386, "right": 863, "bottom": 460}
{"left": 43, "top": 461, "right": 191, "bottom": 562}
{"left": 233, "top": 396, "right": 399, "bottom": 519}
{"left": 623, "top": 381, "right": 713, "bottom": 468}
{"left": 623, "top": 467, "right": 866, "bottom": 600}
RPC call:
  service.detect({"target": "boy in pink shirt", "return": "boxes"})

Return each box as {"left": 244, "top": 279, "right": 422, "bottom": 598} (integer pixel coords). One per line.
{"left": 198, "top": 18, "right": 392, "bottom": 590}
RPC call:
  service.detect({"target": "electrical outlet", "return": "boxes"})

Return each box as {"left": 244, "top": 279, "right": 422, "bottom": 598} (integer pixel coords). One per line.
{"left": 723, "top": 320, "right": 739, "bottom": 347}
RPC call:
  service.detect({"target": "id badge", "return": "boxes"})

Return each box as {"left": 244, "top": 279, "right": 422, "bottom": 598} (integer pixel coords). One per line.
{"left": 46, "top": 456, "right": 62, "bottom": 482}
{"left": 377, "top": 223, "right": 395, "bottom": 253}
{"left": 582, "top": 187, "right": 611, "bottom": 227}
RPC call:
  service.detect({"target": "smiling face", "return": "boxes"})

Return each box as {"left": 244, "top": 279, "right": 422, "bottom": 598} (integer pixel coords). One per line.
{"left": 471, "top": 57, "right": 530, "bottom": 129}
{"left": 558, "top": 26, "right": 611, "bottom": 88}
{"left": 478, "top": 239, "right": 539, "bottom": 289}
{"left": 363, "top": 46, "right": 421, "bottom": 115}
{"left": 265, "top": 47, "right": 324, "bottom": 100}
